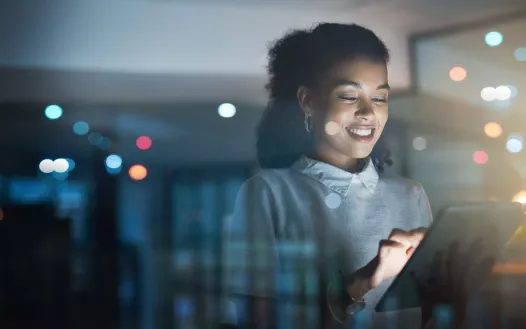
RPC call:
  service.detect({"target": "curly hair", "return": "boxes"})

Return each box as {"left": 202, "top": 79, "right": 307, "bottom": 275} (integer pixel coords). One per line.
{"left": 256, "top": 23, "right": 393, "bottom": 172}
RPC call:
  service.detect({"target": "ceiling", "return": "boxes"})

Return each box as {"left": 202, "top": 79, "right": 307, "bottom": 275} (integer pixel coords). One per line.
{"left": 1, "top": 0, "right": 526, "bottom": 166}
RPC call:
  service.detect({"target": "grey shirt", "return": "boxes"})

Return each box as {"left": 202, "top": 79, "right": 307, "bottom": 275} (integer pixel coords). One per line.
{"left": 226, "top": 156, "right": 433, "bottom": 329}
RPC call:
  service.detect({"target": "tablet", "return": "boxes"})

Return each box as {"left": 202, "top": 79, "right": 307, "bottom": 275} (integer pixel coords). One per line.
{"left": 375, "top": 202, "right": 525, "bottom": 312}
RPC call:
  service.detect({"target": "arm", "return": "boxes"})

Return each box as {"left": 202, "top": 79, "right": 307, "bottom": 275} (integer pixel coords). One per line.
{"left": 225, "top": 177, "right": 280, "bottom": 328}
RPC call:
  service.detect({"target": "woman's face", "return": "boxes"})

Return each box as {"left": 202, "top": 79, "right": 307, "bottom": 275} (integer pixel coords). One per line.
{"left": 300, "top": 57, "right": 389, "bottom": 166}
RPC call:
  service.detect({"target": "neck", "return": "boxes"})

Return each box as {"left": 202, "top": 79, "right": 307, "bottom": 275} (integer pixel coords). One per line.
{"left": 311, "top": 148, "right": 364, "bottom": 173}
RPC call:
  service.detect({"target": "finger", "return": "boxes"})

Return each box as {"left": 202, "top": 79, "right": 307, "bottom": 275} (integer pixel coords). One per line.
{"left": 388, "top": 229, "right": 413, "bottom": 249}
{"left": 378, "top": 239, "right": 405, "bottom": 258}
{"left": 408, "top": 227, "right": 427, "bottom": 245}
{"left": 406, "top": 247, "right": 416, "bottom": 258}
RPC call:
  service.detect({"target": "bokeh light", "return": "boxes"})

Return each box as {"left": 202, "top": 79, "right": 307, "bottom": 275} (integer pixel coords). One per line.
{"left": 485, "top": 31, "right": 503, "bottom": 47}
{"left": 88, "top": 132, "right": 104, "bottom": 146}
{"left": 45, "top": 105, "right": 63, "bottom": 120}
{"left": 218, "top": 103, "right": 236, "bottom": 118}
{"left": 39, "top": 159, "right": 54, "bottom": 174}
{"left": 52, "top": 171, "right": 69, "bottom": 180}
{"left": 73, "top": 121, "right": 90, "bottom": 135}
{"left": 106, "top": 154, "right": 123, "bottom": 169}
{"left": 484, "top": 122, "right": 503, "bottom": 138}
{"left": 129, "top": 165, "right": 148, "bottom": 181}
{"left": 66, "top": 158, "right": 76, "bottom": 172}
{"left": 449, "top": 67, "right": 467, "bottom": 82}
{"left": 512, "top": 191, "right": 526, "bottom": 204}
{"left": 325, "top": 121, "right": 339, "bottom": 135}
{"left": 507, "top": 135, "right": 523, "bottom": 153}
{"left": 325, "top": 193, "right": 342, "bottom": 209}
{"left": 506, "top": 85, "right": 518, "bottom": 99}
{"left": 53, "top": 158, "right": 70, "bottom": 173}
{"left": 99, "top": 137, "right": 112, "bottom": 150}
{"left": 514, "top": 47, "right": 526, "bottom": 62}
{"left": 495, "top": 86, "right": 512, "bottom": 101}
{"left": 106, "top": 167, "right": 122, "bottom": 175}
{"left": 481, "top": 87, "right": 496, "bottom": 101}
{"left": 412, "top": 137, "right": 427, "bottom": 151}
{"left": 473, "top": 150, "right": 489, "bottom": 165}
{"left": 136, "top": 136, "right": 152, "bottom": 150}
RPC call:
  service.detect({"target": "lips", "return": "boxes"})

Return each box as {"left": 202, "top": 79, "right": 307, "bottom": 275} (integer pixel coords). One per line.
{"left": 345, "top": 127, "right": 376, "bottom": 142}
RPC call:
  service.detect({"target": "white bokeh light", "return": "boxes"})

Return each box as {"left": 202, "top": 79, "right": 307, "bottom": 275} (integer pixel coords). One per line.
{"left": 506, "top": 135, "right": 523, "bottom": 154}
{"left": 39, "top": 159, "right": 54, "bottom": 173}
{"left": 325, "top": 193, "right": 342, "bottom": 209}
{"left": 481, "top": 87, "right": 496, "bottom": 101}
{"left": 485, "top": 31, "right": 503, "bottom": 47}
{"left": 218, "top": 103, "right": 236, "bottom": 118}
{"left": 412, "top": 137, "right": 427, "bottom": 151}
{"left": 53, "top": 158, "right": 70, "bottom": 173}
{"left": 495, "top": 86, "right": 512, "bottom": 101}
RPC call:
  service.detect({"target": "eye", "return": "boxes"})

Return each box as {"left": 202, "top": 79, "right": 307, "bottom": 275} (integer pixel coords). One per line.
{"left": 338, "top": 96, "right": 358, "bottom": 102}
{"left": 372, "top": 97, "right": 388, "bottom": 104}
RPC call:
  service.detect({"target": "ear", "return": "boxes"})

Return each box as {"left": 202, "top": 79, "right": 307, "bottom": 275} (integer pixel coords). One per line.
{"left": 297, "top": 86, "right": 315, "bottom": 116}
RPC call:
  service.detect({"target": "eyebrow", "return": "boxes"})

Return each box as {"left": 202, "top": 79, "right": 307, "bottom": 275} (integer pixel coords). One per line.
{"left": 332, "top": 79, "right": 391, "bottom": 91}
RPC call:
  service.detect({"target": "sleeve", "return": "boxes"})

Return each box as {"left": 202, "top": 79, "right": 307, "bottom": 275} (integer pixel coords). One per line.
{"left": 225, "top": 176, "right": 280, "bottom": 298}
{"left": 417, "top": 183, "right": 433, "bottom": 226}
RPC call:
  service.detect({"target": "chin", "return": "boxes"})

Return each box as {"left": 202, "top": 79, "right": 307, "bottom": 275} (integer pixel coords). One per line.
{"left": 347, "top": 148, "right": 373, "bottom": 160}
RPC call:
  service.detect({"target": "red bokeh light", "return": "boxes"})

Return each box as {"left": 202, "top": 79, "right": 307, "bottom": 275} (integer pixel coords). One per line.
{"left": 136, "top": 136, "right": 152, "bottom": 150}
{"left": 473, "top": 150, "right": 489, "bottom": 165}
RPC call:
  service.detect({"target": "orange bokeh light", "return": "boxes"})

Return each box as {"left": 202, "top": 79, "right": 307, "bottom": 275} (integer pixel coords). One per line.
{"left": 449, "top": 66, "right": 467, "bottom": 82}
{"left": 473, "top": 150, "right": 489, "bottom": 165}
{"left": 129, "top": 165, "right": 147, "bottom": 181}
{"left": 484, "top": 122, "right": 503, "bottom": 138}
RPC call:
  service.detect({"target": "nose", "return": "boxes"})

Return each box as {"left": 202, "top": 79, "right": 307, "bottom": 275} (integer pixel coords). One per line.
{"left": 355, "top": 104, "right": 375, "bottom": 121}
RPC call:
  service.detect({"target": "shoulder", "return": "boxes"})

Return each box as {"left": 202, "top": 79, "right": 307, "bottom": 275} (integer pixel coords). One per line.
{"left": 378, "top": 176, "right": 426, "bottom": 197}
{"left": 242, "top": 167, "right": 297, "bottom": 190}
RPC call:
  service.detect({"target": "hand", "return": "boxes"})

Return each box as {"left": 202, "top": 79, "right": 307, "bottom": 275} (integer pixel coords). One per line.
{"left": 325, "top": 227, "right": 427, "bottom": 324}
{"left": 368, "top": 227, "right": 427, "bottom": 288}
{"left": 413, "top": 238, "right": 495, "bottom": 328}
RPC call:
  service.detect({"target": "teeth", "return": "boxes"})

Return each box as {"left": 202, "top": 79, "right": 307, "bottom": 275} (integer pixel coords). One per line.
{"left": 349, "top": 128, "right": 372, "bottom": 136}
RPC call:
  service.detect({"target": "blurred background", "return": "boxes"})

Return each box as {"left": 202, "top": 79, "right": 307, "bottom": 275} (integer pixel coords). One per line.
{"left": 1, "top": 0, "right": 526, "bottom": 328}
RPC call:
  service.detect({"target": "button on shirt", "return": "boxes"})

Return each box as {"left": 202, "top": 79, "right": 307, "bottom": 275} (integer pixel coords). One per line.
{"left": 226, "top": 156, "right": 433, "bottom": 329}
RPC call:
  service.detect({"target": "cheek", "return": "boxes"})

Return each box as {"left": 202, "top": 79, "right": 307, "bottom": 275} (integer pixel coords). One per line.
{"left": 376, "top": 108, "right": 389, "bottom": 128}
{"left": 324, "top": 104, "right": 352, "bottom": 125}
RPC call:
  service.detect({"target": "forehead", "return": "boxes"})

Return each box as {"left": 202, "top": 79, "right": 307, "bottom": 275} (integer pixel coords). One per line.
{"left": 323, "top": 57, "right": 388, "bottom": 87}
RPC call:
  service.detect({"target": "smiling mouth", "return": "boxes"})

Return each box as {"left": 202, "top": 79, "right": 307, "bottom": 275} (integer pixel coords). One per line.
{"left": 345, "top": 127, "right": 376, "bottom": 142}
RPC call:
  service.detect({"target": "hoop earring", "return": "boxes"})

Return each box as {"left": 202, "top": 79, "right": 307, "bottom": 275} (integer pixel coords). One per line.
{"left": 304, "top": 114, "right": 313, "bottom": 133}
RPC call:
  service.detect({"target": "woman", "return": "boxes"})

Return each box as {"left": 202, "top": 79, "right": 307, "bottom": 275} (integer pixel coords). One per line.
{"left": 225, "top": 23, "right": 474, "bottom": 329}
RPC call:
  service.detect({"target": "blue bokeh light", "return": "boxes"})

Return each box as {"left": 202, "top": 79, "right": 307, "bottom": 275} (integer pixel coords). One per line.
{"left": 106, "top": 166, "right": 122, "bottom": 175}
{"left": 73, "top": 121, "right": 90, "bottom": 135}
{"left": 52, "top": 171, "right": 69, "bottom": 180}
{"left": 99, "top": 138, "right": 112, "bottom": 150}
{"left": 66, "top": 158, "right": 76, "bottom": 172}
{"left": 515, "top": 47, "right": 526, "bottom": 62}
{"left": 45, "top": 105, "right": 63, "bottom": 120}
{"left": 105, "top": 154, "right": 123, "bottom": 169}
{"left": 88, "top": 132, "right": 104, "bottom": 146}
{"left": 485, "top": 31, "right": 503, "bottom": 47}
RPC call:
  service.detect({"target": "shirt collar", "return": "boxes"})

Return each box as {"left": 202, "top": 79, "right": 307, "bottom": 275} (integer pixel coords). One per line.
{"left": 291, "top": 156, "right": 379, "bottom": 195}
